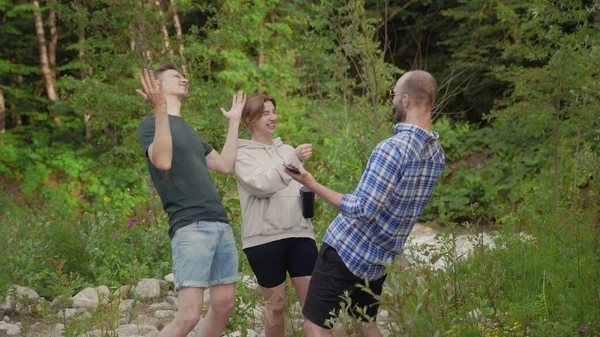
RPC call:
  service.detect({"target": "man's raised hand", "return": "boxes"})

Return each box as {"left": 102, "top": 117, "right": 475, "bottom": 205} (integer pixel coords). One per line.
{"left": 220, "top": 91, "right": 246, "bottom": 121}
{"left": 136, "top": 69, "right": 166, "bottom": 112}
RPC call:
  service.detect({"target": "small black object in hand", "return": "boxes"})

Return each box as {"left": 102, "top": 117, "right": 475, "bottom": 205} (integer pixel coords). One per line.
{"left": 283, "top": 164, "right": 300, "bottom": 174}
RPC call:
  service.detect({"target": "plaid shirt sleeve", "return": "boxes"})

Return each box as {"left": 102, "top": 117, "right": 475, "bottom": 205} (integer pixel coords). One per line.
{"left": 340, "top": 140, "right": 403, "bottom": 222}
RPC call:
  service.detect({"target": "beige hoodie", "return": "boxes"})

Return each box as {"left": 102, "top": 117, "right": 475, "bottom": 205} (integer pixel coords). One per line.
{"left": 234, "top": 138, "right": 315, "bottom": 249}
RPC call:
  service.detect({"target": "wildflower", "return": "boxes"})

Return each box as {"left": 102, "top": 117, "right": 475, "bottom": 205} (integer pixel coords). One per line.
{"left": 126, "top": 217, "right": 138, "bottom": 230}
{"left": 113, "top": 233, "right": 121, "bottom": 239}
{"left": 577, "top": 326, "right": 586, "bottom": 335}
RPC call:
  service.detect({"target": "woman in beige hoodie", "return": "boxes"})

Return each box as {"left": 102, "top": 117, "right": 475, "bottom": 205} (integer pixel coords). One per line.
{"left": 234, "top": 93, "right": 318, "bottom": 337}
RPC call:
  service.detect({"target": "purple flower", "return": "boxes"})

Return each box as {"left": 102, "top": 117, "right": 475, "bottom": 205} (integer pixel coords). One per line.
{"left": 126, "top": 217, "right": 138, "bottom": 230}
{"left": 578, "top": 326, "right": 586, "bottom": 335}
{"left": 113, "top": 233, "right": 121, "bottom": 239}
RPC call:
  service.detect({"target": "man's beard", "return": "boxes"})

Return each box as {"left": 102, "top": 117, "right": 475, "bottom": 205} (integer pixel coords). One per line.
{"left": 394, "top": 105, "right": 406, "bottom": 122}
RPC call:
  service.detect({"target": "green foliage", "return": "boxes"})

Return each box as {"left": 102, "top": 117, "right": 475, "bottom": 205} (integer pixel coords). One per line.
{"left": 0, "top": 206, "right": 172, "bottom": 299}
{"left": 1, "top": 0, "right": 599, "bottom": 334}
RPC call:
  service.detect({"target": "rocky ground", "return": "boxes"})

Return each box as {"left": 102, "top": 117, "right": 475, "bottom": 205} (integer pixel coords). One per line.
{"left": 1, "top": 224, "right": 526, "bottom": 337}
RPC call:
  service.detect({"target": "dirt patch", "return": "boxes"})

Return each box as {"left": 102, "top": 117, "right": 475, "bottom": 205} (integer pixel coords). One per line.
{"left": 0, "top": 176, "right": 25, "bottom": 207}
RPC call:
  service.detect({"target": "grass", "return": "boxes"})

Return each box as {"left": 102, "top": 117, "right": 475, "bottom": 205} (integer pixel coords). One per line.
{"left": 1, "top": 182, "right": 599, "bottom": 336}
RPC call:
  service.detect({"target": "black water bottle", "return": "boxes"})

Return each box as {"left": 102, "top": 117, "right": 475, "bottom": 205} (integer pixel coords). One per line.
{"left": 300, "top": 186, "right": 315, "bottom": 219}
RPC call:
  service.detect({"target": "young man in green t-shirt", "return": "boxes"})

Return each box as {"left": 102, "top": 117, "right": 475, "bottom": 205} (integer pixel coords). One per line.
{"left": 136, "top": 63, "right": 246, "bottom": 337}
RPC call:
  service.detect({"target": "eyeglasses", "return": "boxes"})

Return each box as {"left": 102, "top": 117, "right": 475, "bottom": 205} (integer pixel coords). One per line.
{"left": 388, "top": 89, "right": 396, "bottom": 102}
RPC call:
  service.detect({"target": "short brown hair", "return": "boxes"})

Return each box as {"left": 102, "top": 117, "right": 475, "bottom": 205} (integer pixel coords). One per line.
{"left": 153, "top": 63, "right": 182, "bottom": 79}
{"left": 242, "top": 93, "right": 276, "bottom": 131}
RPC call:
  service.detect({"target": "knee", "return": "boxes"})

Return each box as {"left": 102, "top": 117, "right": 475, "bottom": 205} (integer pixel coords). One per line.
{"left": 264, "top": 292, "right": 287, "bottom": 326}
{"left": 264, "top": 302, "right": 286, "bottom": 326}
{"left": 303, "top": 319, "right": 316, "bottom": 337}
{"left": 178, "top": 313, "right": 201, "bottom": 331}
{"left": 211, "top": 294, "right": 236, "bottom": 316}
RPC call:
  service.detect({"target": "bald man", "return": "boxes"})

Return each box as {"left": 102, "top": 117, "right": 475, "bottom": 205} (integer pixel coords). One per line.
{"left": 285, "top": 70, "right": 446, "bottom": 337}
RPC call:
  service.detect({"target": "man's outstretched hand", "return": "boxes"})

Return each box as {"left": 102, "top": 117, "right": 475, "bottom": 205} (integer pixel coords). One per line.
{"left": 220, "top": 91, "right": 246, "bottom": 121}
{"left": 136, "top": 69, "right": 166, "bottom": 112}
{"left": 284, "top": 162, "right": 315, "bottom": 187}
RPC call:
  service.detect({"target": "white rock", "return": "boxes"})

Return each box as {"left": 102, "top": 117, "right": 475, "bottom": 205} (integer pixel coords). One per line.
{"left": 166, "top": 296, "right": 178, "bottom": 308}
{"left": 131, "top": 315, "right": 161, "bottom": 328}
{"left": 119, "top": 299, "right": 135, "bottom": 312}
{"left": 58, "top": 308, "right": 78, "bottom": 319}
{"left": 50, "top": 294, "right": 73, "bottom": 309}
{"left": 135, "top": 279, "right": 163, "bottom": 300}
{"left": 224, "top": 330, "right": 258, "bottom": 337}
{"left": 72, "top": 286, "right": 110, "bottom": 309}
{"left": 252, "top": 306, "right": 264, "bottom": 320}
{"left": 3, "top": 285, "right": 41, "bottom": 312}
{"left": 115, "top": 324, "right": 159, "bottom": 336}
{"left": 3, "top": 316, "right": 8, "bottom": 322}
{"left": 115, "top": 285, "right": 134, "bottom": 300}
{"left": 78, "top": 329, "right": 115, "bottom": 337}
{"left": 148, "top": 302, "right": 172, "bottom": 311}
{"left": 154, "top": 310, "right": 174, "bottom": 318}
{"left": 54, "top": 323, "right": 65, "bottom": 336}
{"left": 203, "top": 288, "right": 211, "bottom": 304}
{"left": 377, "top": 310, "right": 390, "bottom": 320}
{"left": 3, "top": 324, "right": 21, "bottom": 335}
{"left": 240, "top": 275, "right": 259, "bottom": 290}
{"left": 164, "top": 273, "right": 175, "bottom": 283}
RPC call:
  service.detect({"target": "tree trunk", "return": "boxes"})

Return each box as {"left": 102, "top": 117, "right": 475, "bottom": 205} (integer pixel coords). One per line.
{"left": 33, "top": 0, "right": 60, "bottom": 125}
{"left": 0, "top": 84, "right": 5, "bottom": 134}
{"left": 78, "top": 26, "right": 93, "bottom": 78}
{"left": 554, "top": 82, "right": 562, "bottom": 206}
{"left": 572, "top": 128, "right": 581, "bottom": 203}
{"left": 33, "top": 0, "right": 58, "bottom": 103}
{"left": 48, "top": 1, "right": 57, "bottom": 84}
{"left": 154, "top": 0, "right": 173, "bottom": 57}
{"left": 170, "top": 0, "right": 187, "bottom": 75}
{"left": 84, "top": 113, "right": 92, "bottom": 141}
{"left": 258, "top": 51, "right": 264, "bottom": 68}
{"left": 78, "top": 25, "right": 93, "bottom": 142}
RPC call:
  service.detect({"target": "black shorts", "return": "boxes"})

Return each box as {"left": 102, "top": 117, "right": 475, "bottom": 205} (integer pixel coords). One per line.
{"left": 243, "top": 237, "right": 318, "bottom": 288}
{"left": 302, "top": 243, "right": 387, "bottom": 329}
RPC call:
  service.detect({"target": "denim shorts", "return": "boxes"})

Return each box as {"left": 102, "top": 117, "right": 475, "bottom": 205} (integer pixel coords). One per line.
{"left": 171, "top": 221, "right": 239, "bottom": 290}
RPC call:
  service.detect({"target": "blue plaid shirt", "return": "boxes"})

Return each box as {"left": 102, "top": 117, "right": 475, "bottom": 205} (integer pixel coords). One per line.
{"left": 323, "top": 123, "right": 445, "bottom": 280}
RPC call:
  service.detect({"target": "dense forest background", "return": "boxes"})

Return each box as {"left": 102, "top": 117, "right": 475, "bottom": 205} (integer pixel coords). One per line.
{"left": 0, "top": 0, "right": 599, "bottom": 336}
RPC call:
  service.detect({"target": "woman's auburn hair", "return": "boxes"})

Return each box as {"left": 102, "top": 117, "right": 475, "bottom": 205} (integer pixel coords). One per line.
{"left": 242, "top": 93, "right": 276, "bottom": 131}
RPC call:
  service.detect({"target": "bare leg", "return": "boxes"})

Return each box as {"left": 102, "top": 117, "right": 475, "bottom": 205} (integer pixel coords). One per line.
{"left": 195, "top": 283, "right": 236, "bottom": 337}
{"left": 158, "top": 287, "right": 204, "bottom": 337}
{"left": 290, "top": 276, "right": 311, "bottom": 307}
{"left": 260, "top": 282, "right": 287, "bottom": 337}
{"left": 304, "top": 319, "right": 333, "bottom": 337}
{"left": 361, "top": 322, "right": 383, "bottom": 337}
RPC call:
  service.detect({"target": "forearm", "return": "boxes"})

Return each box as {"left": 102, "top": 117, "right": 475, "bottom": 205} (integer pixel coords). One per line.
{"left": 219, "top": 119, "right": 240, "bottom": 173}
{"left": 305, "top": 178, "right": 343, "bottom": 209}
{"left": 151, "top": 108, "right": 172, "bottom": 169}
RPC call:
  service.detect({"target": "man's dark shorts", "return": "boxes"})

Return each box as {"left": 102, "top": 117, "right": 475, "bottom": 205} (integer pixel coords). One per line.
{"left": 302, "top": 243, "right": 387, "bottom": 328}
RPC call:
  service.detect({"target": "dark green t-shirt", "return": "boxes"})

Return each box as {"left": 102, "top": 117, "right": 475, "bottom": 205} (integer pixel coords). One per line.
{"left": 137, "top": 115, "right": 230, "bottom": 239}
